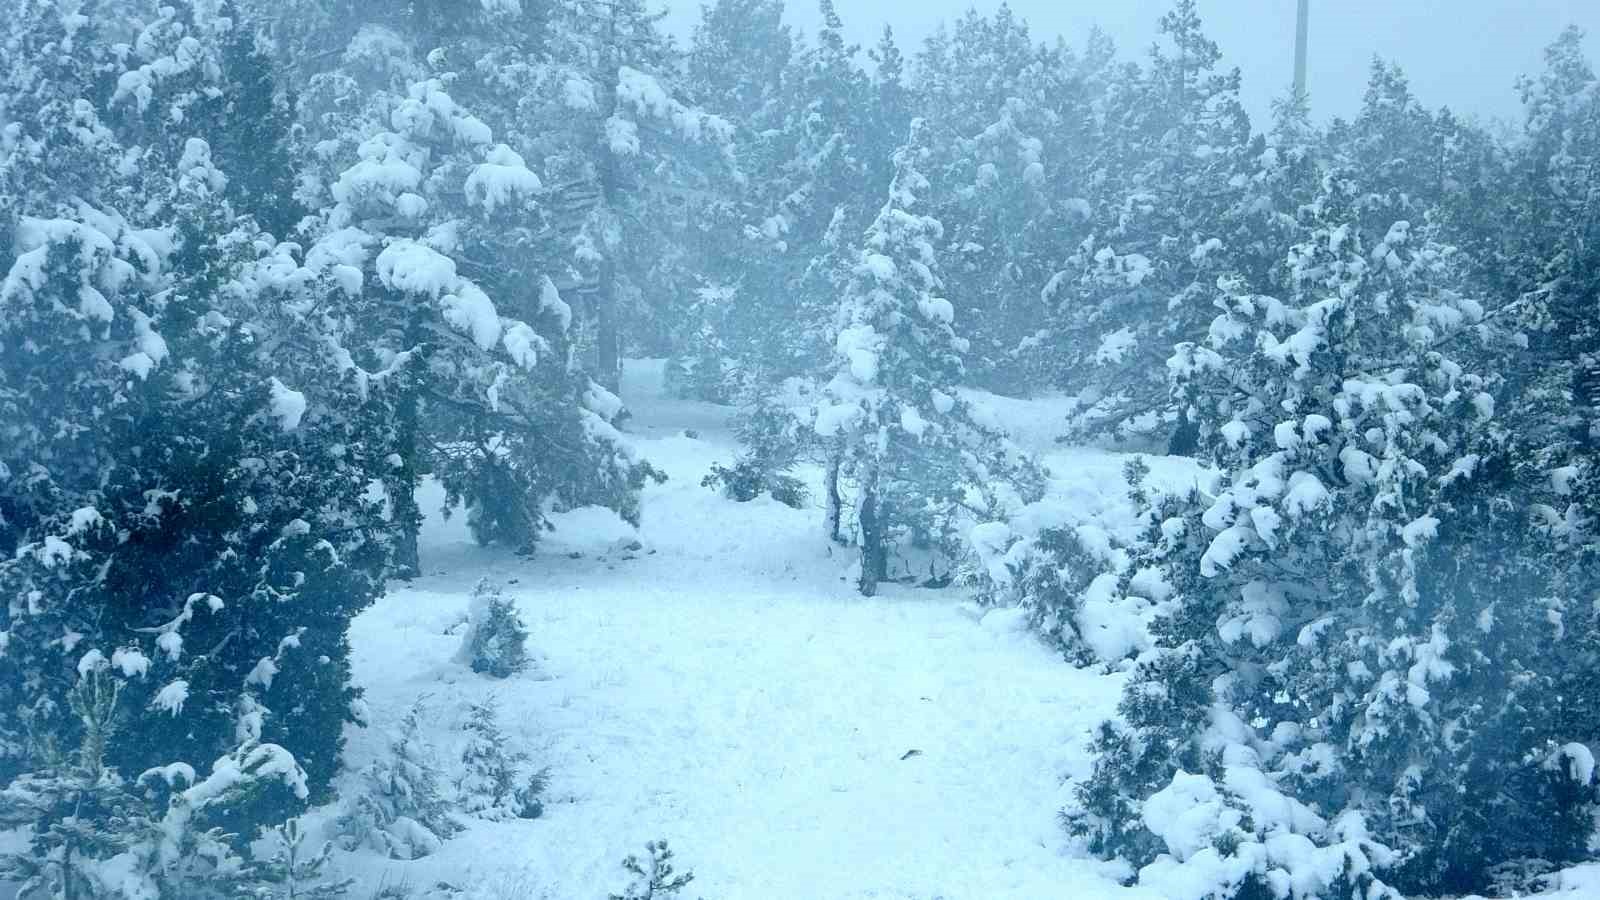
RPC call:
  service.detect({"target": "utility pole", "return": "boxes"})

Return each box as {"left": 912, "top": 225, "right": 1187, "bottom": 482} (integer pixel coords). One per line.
{"left": 1293, "top": 0, "right": 1310, "bottom": 100}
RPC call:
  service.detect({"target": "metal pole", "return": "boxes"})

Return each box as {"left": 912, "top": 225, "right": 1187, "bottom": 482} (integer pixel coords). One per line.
{"left": 1294, "top": 0, "right": 1309, "bottom": 99}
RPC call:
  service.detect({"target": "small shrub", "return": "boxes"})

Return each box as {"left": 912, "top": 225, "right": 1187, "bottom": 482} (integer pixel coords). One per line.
{"left": 702, "top": 458, "right": 808, "bottom": 509}
{"left": 457, "top": 697, "right": 548, "bottom": 822}
{"left": 336, "top": 700, "right": 462, "bottom": 860}
{"left": 455, "top": 579, "right": 530, "bottom": 678}
{"left": 609, "top": 841, "right": 697, "bottom": 900}
{"left": 258, "top": 819, "right": 354, "bottom": 899}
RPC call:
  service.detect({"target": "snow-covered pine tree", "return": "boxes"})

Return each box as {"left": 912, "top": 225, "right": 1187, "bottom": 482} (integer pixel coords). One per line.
{"left": 1070, "top": 169, "right": 1595, "bottom": 897}
{"left": 454, "top": 579, "right": 531, "bottom": 679}
{"left": 456, "top": 696, "right": 543, "bottom": 821}
{"left": 912, "top": 7, "right": 1086, "bottom": 392}
{"left": 277, "top": 5, "right": 659, "bottom": 571}
{"left": 814, "top": 118, "right": 1043, "bottom": 596}
{"left": 528, "top": 0, "right": 739, "bottom": 391}
{"left": 1497, "top": 30, "right": 1600, "bottom": 835}
{"left": 686, "top": 0, "right": 791, "bottom": 132}
{"left": 668, "top": 0, "right": 795, "bottom": 402}
{"left": 736, "top": 1, "right": 879, "bottom": 386}
{"left": 1041, "top": 0, "right": 1253, "bottom": 449}
{"left": 255, "top": 819, "right": 354, "bottom": 900}
{"left": 1, "top": 0, "right": 389, "bottom": 826}
{"left": 0, "top": 669, "right": 150, "bottom": 900}
{"left": 336, "top": 699, "right": 461, "bottom": 860}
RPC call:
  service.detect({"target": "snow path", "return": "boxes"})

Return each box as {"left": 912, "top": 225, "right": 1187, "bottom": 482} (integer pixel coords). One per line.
{"left": 340, "top": 362, "right": 1160, "bottom": 899}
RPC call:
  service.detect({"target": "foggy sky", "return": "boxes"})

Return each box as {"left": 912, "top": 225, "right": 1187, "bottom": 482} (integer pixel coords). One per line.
{"left": 659, "top": 1, "right": 1600, "bottom": 128}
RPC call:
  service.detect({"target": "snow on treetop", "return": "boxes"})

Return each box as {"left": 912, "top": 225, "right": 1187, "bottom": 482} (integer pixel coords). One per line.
{"left": 564, "top": 76, "right": 598, "bottom": 112}
{"left": 614, "top": 66, "right": 735, "bottom": 145}
{"left": 331, "top": 134, "right": 424, "bottom": 208}
{"left": 465, "top": 144, "right": 542, "bottom": 213}
{"left": 268, "top": 378, "right": 308, "bottom": 432}
{"left": 376, "top": 240, "right": 459, "bottom": 298}
{"left": 391, "top": 78, "right": 494, "bottom": 146}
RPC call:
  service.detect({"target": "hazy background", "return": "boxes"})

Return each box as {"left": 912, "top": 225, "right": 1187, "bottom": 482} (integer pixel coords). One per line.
{"left": 657, "top": 1, "right": 1600, "bottom": 128}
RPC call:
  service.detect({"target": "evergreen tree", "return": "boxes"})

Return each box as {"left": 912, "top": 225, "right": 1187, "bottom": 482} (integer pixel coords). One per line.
{"left": 456, "top": 696, "right": 543, "bottom": 821}
{"left": 254, "top": 820, "right": 354, "bottom": 900}
{"left": 454, "top": 579, "right": 531, "bottom": 679}
{"left": 1, "top": 668, "right": 312, "bottom": 900}
{"left": 2, "top": 1, "right": 387, "bottom": 824}
{"left": 1041, "top": 0, "right": 1253, "bottom": 448}
{"left": 282, "top": 7, "right": 661, "bottom": 571}
{"left": 1070, "top": 171, "right": 1595, "bottom": 896}
{"left": 814, "top": 119, "right": 1043, "bottom": 595}
{"left": 336, "top": 699, "right": 461, "bottom": 860}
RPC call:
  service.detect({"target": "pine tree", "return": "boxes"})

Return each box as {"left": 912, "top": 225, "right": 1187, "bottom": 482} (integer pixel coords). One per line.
{"left": 455, "top": 580, "right": 531, "bottom": 679}
{"left": 1041, "top": 0, "right": 1253, "bottom": 448}
{"left": 1071, "top": 170, "right": 1594, "bottom": 896}
{"left": 814, "top": 119, "right": 1043, "bottom": 595}
{"left": 2, "top": 1, "right": 388, "bottom": 823}
{"left": 1, "top": 668, "right": 312, "bottom": 900}
{"left": 336, "top": 699, "right": 461, "bottom": 860}
{"left": 609, "top": 841, "right": 696, "bottom": 900}
{"left": 254, "top": 820, "right": 354, "bottom": 900}
{"left": 456, "top": 697, "right": 543, "bottom": 821}
{"left": 281, "top": 9, "right": 661, "bottom": 571}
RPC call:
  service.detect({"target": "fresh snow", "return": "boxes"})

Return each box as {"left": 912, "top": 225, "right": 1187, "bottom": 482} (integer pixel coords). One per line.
{"left": 329, "top": 360, "right": 1162, "bottom": 899}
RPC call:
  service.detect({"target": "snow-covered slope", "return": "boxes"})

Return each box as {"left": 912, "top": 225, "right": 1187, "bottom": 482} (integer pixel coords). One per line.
{"left": 330, "top": 361, "right": 1172, "bottom": 899}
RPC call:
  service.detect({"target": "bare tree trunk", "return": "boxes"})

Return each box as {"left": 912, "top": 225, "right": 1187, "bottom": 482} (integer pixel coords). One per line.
{"left": 823, "top": 450, "right": 845, "bottom": 545}
{"left": 595, "top": 253, "right": 621, "bottom": 392}
{"left": 391, "top": 390, "right": 421, "bottom": 580}
{"left": 593, "top": 13, "right": 623, "bottom": 394}
{"left": 856, "top": 464, "right": 885, "bottom": 597}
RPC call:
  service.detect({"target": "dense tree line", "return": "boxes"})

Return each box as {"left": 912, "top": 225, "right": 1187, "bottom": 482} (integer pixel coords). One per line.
{"left": 2, "top": 0, "right": 1597, "bottom": 896}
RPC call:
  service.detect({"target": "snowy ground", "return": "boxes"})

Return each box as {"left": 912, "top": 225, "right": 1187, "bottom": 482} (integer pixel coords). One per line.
{"left": 328, "top": 361, "right": 1190, "bottom": 899}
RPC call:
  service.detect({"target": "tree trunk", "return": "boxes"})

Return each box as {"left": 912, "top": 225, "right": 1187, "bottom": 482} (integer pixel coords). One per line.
{"left": 823, "top": 450, "right": 844, "bottom": 545}
{"left": 1168, "top": 404, "right": 1200, "bottom": 457}
{"left": 594, "top": 45, "right": 623, "bottom": 394}
{"left": 391, "top": 390, "right": 421, "bottom": 580}
{"left": 856, "top": 465, "right": 885, "bottom": 597}
{"left": 595, "top": 254, "right": 621, "bottom": 393}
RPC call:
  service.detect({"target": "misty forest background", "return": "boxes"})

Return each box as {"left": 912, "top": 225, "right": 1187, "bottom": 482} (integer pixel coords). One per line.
{"left": 3, "top": 0, "right": 1600, "bottom": 898}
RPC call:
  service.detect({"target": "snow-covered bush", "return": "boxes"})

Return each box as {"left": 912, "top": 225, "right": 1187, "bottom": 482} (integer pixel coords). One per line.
{"left": 967, "top": 458, "right": 1168, "bottom": 665}
{"left": 454, "top": 580, "right": 531, "bottom": 679}
{"left": 702, "top": 459, "right": 808, "bottom": 509}
{"left": 706, "top": 386, "right": 815, "bottom": 509}
{"left": 457, "top": 697, "right": 546, "bottom": 822}
{"left": 336, "top": 700, "right": 462, "bottom": 860}
{"left": 997, "top": 527, "right": 1107, "bottom": 664}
